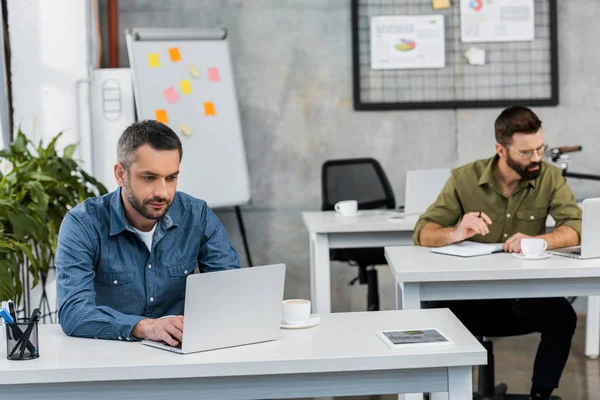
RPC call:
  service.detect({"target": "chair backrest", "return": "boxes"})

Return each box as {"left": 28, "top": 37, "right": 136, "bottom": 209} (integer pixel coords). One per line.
{"left": 321, "top": 158, "right": 395, "bottom": 211}
{"left": 404, "top": 168, "right": 451, "bottom": 215}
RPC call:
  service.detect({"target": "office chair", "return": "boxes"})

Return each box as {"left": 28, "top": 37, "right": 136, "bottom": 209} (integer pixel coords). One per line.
{"left": 475, "top": 335, "right": 561, "bottom": 400}
{"left": 321, "top": 157, "right": 395, "bottom": 311}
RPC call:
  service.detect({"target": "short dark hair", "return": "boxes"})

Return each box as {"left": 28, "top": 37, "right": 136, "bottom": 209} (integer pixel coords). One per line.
{"left": 117, "top": 120, "right": 183, "bottom": 169}
{"left": 494, "top": 106, "right": 542, "bottom": 145}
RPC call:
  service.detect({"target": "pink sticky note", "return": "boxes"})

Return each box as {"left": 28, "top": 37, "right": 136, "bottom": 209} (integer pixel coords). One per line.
{"left": 164, "top": 86, "right": 179, "bottom": 104}
{"left": 208, "top": 67, "right": 220, "bottom": 82}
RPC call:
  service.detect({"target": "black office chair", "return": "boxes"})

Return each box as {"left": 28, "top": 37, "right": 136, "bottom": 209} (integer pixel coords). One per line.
{"left": 475, "top": 335, "right": 561, "bottom": 400}
{"left": 321, "top": 157, "right": 396, "bottom": 311}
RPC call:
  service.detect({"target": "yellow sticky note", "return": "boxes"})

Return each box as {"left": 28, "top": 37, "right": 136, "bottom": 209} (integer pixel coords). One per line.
{"left": 189, "top": 64, "right": 200, "bottom": 78}
{"left": 204, "top": 102, "right": 215, "bottom": 116}
{"left": 181, "top": 123, "right": 192, "bottom": 136}
{"left": 180, "top": 80, "right": 192, "bottom": 94}
{"left": 169, "top": 47, "right": 182, "bottom": 62}
{"left": 432, "top": 0, "right": 450, "bottom": 9}
{"left": 155, "top": 109, "right": 168, "bottom": 124}
{"left": 148, "top": 53, "right": 160, "bottom": 68}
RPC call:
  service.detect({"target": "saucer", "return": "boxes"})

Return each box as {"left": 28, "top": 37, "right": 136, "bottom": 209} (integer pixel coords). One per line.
{"left": 512, "top": 252, "right": 551, "bottom": 260}
{"left": 335, "top": 212, "right": 360, "bottom": 217}
{"left": 281, "top": 316, "right": 320, "bottom": 329}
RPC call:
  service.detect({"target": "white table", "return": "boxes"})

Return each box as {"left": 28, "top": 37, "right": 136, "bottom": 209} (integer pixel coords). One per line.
{"left": 0, "top": 310, "right": 485, "bottom": 400}
{"left": 385, "top": 246, "right": 600, "bottom": 358}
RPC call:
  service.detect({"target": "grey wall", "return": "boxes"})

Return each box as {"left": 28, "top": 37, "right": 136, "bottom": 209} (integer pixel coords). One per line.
{"left": 100, "top": 0, "right": 600, "bottom": 313}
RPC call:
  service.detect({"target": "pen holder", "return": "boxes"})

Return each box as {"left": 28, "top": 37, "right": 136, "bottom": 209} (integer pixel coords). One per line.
{"left": 5, "top": 318, "right": 39, "bottom": 360}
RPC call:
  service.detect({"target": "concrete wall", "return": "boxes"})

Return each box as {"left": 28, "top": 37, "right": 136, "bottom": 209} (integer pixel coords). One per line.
{"left": 92, "top": 0, "right": 600, "bottom": 313}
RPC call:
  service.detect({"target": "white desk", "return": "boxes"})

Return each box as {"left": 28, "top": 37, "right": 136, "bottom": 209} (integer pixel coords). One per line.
{"left": 0, "top": 310, "right": 485, "bottom": 400}
{"left": 385, "top": 246, "right": 600, "bottom": 358}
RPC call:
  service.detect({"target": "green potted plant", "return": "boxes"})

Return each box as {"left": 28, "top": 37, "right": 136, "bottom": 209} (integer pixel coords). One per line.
{"left": 0, "top": 129, "right": 108, "bottom": 302}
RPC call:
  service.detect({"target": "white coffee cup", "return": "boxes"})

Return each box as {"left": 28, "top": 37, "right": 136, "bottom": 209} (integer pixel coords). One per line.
{"left": 521, "top": 238, "right": 547, "bottom": 257}
{"left": 282, "top": 299, "right": 311, "bottom": 325}
{"left": 334, "top": 200, "right": 358, "bottom": 216}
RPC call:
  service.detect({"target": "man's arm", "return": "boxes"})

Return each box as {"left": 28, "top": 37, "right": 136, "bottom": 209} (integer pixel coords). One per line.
{"left": 413, "top": 177, "right": 491, "bottom": 247}
{"left": 198, "top": 205, "right": 241, "bottom": 271}
{"left": 56, "top": 213, "right": 145, "bottom": 340}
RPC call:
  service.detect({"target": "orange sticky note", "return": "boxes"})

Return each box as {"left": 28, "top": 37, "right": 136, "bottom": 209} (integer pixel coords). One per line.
{"left": 155, "top": 109, "right": 168, "bottom": 123}
{"left": 180, "top": 80, "right": 192, "bottom": 94}
{"left": 148, "top": 53, "right": 160, "bottom": 68}
{"left": 204, "top": 102, "right": 215, "bottom": 116}
{"left": 169, "top": 47, "right": 182, "bottom": 62}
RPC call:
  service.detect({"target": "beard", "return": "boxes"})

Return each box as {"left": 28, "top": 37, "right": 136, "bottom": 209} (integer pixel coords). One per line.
{"left": 506, "top": 153, "right": 542, "bottom": 181}
{"left": 124, "top": 180, "right": 172, "bottom": 220}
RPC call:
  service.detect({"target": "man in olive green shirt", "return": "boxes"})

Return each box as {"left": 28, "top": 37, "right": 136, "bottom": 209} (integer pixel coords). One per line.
{"left": 415, "top": 106, "right": 580, "bottom": 400}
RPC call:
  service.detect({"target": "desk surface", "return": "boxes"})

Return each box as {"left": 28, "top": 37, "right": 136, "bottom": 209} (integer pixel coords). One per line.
{"left": 303, "top": 210, "right": 558, "bottom": 234}
{"left": 0, "top": 309, "right": 485, "bottom": 385}
{"left": 385, "top": 246, "right": 600, "bottom": 282}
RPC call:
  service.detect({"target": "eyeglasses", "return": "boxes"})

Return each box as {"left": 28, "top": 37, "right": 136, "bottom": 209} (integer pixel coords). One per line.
{"left": 506, "top": 144, "right": 548, "bottom": 160}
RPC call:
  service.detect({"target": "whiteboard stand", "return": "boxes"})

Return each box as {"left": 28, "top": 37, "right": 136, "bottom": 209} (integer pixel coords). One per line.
{"left": 125, "top": 28, "right": 253, "bottom": 267}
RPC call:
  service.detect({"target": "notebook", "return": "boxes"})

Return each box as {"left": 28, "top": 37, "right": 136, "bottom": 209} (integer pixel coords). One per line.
{"left": 430, "top": 241, "right": 504, "bottom": 257}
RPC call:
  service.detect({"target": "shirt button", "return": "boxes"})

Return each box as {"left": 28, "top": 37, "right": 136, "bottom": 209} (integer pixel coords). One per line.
{"left": 184, "top": 270, "right": 188, "bottom": 274}
{"left": 113, "top": 280, "right": 118, "bottom": 285}
{"left": 150, "top": 297, "right": 154, "bottom": 302}
{"left": 503, "top": 233, "right": 508, "bottom": 237}
{"left": 148, "top": 264, "right": 152, "bottom": 269}
{"left": 530, "top": 216, "right": 534, "bottom": 220}
{"left": 506, "top": 213, "right": 511, "bottom": 218}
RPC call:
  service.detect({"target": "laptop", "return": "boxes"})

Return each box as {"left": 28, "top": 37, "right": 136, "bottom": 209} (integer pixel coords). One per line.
{"left": 550, "top": 198, "right": 600, "bottom": 259}
{"left": 142, "top": 263, "right": 286, "bottom": 354}
{"left": 404, "top": 168, "right": 451, "bottom": 216}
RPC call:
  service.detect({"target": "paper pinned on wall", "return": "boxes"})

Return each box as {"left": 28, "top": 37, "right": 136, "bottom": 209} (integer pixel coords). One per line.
{"left": 208, "top": 67, "right": 220, "bottom": 82}
{"left": 432, "top": 0, "right": 450, "bottom": 9}
{"left": 180, "top": 80, "right": 192, "bottom": 94}
{"left": 164, "top": 86, "right": 179, "bottom": 104}
{"left": 464, "top": 46, "right": 486, "bottom": 65}
{"left": 204, "top": 102, "right": 216, "bottom": 116}
{"left": 148, "top": 53, "right": 160, "bottom": 68}
{"left": 155, "top": 109, "right": 168, "bottom": 124}
{"left": 460, "top": 0, "right": 534, "bottom": 43}
{"left": 181, "top": 123, "right": 192, "bottom": 136}
{"left": 169, "top": 47, "right": 182, "bottom": 62}
{"left": 188, "top": 65, "right": 200, "bottom": 78}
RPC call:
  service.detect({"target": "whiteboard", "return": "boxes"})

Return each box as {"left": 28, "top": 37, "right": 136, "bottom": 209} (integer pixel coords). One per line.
{"left": 125, "top": 28, "right": 250, "bottom": 208}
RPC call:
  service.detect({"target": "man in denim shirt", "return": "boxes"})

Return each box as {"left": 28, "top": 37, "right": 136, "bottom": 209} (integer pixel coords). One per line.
{"left": 56, "top": 120, "right": 240, "bottom": 346}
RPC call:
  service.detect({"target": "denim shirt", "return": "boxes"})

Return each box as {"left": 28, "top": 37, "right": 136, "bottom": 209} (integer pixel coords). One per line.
{"left": 55, "top": 187, "right": 240, "bottom": 340}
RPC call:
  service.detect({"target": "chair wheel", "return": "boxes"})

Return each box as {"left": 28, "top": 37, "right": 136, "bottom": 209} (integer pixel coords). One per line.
{"left": 495, "top": 383, "right": 508, "bottom": 396}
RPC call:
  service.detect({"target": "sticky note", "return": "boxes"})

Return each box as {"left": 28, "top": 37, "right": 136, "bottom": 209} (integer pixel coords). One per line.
{"left": 169, "top": 47, "right": 182, "bottom": 62}
{"left": 155, "top": 109, "right": 168, "bottom": 123}
{"left": 204, "top": 102, "right": 215, "bottom": 116}
{"left": 188, "top": 64, "right": 200, "bottom": 79}
{"left": 208, "top": 67, "right": 220, "bottom": 82}
{"left": 432, "top": 0, "right": 450, "bottom": 9}
{"left": 180, "top": 80, "right": 192, "bottom": 94}
{"left": 148, "top": 53, "right": 160, "bottom": 68}
{"left": 181, "top": 123, "right": 192, "bottom": 136}
{"left": 465, "top": 47, "right": 486, "bottom": 65}
{"left": 164, "top": 86, "right": 179, "bottom": 104}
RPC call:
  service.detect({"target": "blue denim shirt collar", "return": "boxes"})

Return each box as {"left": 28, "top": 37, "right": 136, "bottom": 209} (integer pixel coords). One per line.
{"left": 109, "top": 187, "right": 179, "bottom": 237}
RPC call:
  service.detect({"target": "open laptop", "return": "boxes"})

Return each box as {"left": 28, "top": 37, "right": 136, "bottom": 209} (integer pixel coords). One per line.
{"left": 142, "top": 263, "right": 286, "bottom": 354}
{"left": 550, "top": 198, "right": 600, "bottom": 259}
{"left": 404, "top": 168, "right": 451, "bottom": 216}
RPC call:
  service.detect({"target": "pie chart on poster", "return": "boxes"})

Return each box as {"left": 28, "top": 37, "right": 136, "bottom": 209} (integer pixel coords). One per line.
{"left": 395, "top": 39, "right": 416, "bottom": 51}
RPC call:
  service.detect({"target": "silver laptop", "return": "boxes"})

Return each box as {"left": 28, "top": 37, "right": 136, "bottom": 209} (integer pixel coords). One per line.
{"left": 550, "top": 198, "right": 600, "bottom": 259}
{"left": 142, "top": 263, "right": 286, "bottom": 354}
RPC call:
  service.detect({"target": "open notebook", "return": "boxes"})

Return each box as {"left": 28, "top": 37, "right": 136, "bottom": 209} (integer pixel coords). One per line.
{"left": 431, "top": 241, "right": 504, "bottom": 257}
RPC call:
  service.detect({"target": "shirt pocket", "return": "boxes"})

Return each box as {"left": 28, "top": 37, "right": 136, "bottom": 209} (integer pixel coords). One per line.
{"left": 96, "top": 272, "right": 134, "bottom": 287}
{"left": 167, "top": 258, "right": 197, "bottom": 300}
{"left": 515, "top": 208, "right": 548, "bottom": 236}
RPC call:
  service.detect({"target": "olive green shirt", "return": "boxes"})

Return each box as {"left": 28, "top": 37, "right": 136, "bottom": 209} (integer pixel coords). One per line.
{"left": 412, "top": 156, "right": 582, "bottom": 245}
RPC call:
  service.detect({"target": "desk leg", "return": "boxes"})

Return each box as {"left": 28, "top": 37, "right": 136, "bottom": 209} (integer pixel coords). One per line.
{"left": 447, "top": 366, "right": 472, "bottom": 400}
{"left": 586, "top": 296, "right": 600, "bottom": 359}
{"left": 397, "top": 283, "right": 424, "bottom": 400}
{"left": 310, "top": 233, "right": 331, "bottom": 314}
